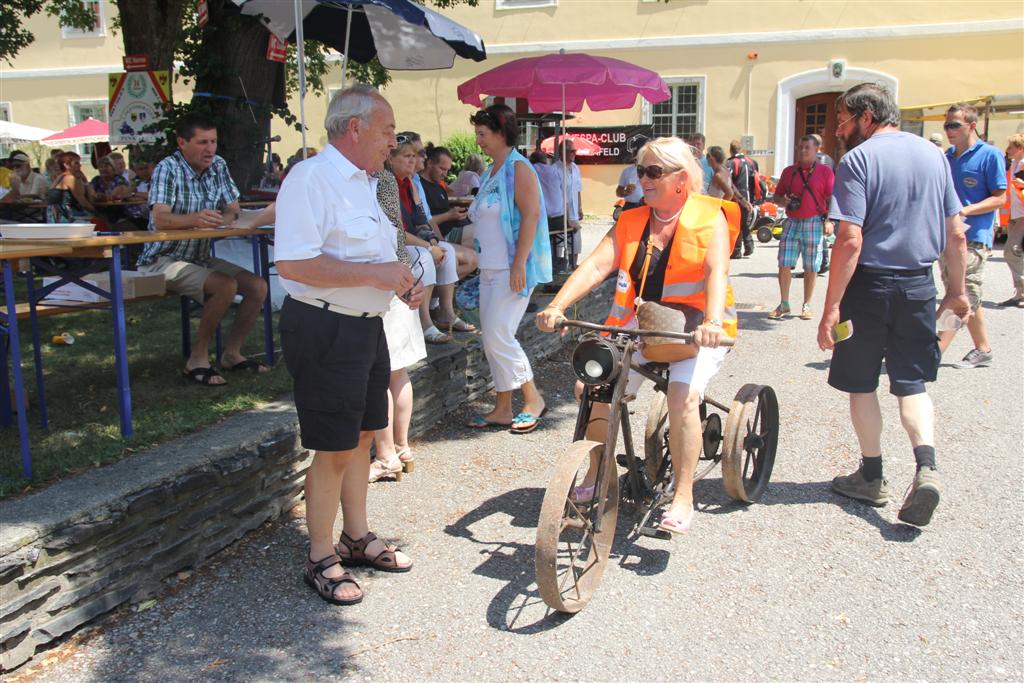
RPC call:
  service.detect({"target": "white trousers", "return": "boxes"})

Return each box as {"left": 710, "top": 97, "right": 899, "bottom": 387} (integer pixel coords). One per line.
{"left": 406, "top": 242, "right": 457, "bottom": 287}
{"left": 479, "top": 268, "right": 534, "bottom": 392}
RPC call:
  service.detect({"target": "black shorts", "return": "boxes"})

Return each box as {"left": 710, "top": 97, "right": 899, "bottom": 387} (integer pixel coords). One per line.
{"left": 828, "top": 267, "right": 940, "bottom": 397}
{"left": 279, "top": 296, "right": 391, "bottom": 451}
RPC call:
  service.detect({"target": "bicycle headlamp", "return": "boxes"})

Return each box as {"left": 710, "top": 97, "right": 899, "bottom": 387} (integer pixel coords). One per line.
{"left": 571, "top": 336, "right": 622, "bottom": 386}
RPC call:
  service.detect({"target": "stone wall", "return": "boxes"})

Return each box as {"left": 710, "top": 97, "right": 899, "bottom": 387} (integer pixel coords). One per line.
{"left": 0, "top": 280, "right": 613, "bottom": 671}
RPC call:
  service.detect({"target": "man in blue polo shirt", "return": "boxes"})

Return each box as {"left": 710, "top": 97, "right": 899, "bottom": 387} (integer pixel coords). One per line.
{"left": 938, "top": 103, "right": 1007, "bottom": 369}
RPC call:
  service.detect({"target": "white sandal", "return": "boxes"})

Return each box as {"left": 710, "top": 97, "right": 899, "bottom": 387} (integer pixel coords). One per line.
{"left": 368, "top": 457, "right": 402, "bottom": 483}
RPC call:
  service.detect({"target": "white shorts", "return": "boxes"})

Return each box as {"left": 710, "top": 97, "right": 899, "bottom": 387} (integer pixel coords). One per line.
{"left": 622, "top": 316, "right": 728, "bottom": 398}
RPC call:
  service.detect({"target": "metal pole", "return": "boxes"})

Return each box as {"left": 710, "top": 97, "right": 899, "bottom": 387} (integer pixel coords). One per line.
{"left": 341, "top": 3, "right": 354, "bottom": 88}
{"left": 293, "top": 0, "right": 308, "bottom": 156}
{"left": 561, "top": 80, "right": 569, "bottom": 270}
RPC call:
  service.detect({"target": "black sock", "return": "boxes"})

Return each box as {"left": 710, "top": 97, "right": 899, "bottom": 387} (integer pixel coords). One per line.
{"left": 861, "top": 456, "right": 883, "bottom": 482}
{"left": 913, "top": 445, "right": 936, "bottom": 471}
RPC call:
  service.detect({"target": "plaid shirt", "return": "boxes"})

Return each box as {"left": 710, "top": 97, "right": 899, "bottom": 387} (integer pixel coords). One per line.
{"left": 137, "top": 151, "right": 240, "bottom": 266}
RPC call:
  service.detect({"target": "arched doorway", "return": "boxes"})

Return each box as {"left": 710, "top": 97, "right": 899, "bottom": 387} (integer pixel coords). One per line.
{"left": 774, "top": 66, "right": 898, "bottom": 172}
{"left": 795, "top": 92, "right": 838, "bottom": 161}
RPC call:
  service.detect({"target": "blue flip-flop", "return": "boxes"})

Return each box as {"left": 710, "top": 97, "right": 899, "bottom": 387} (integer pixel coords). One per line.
{"left": 510, "top": 407, "right": 548, "bottom": 434}
{"left": 465, "top": 414, "right": 512, "bottom": 429}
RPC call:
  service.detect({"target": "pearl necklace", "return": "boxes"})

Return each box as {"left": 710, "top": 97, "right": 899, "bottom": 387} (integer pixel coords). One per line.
{"left": 652, "top": 206, "right": 683, "bottom": 224}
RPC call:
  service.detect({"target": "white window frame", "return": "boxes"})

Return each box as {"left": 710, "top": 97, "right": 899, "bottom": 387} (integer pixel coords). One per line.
{"left": 0, "top": 102, "right": 13, "bottom": 158}
{"left": 496, "top": 0, "right": 558, "bottom": 10}
{"left": 67, "top": 99, "right": 108, "bottom": 158}
{"left": 61, "top": 1, "right": 106, "bottom": 39}
{"left": 644, "top": 76, "right": 706, "bottom": 139}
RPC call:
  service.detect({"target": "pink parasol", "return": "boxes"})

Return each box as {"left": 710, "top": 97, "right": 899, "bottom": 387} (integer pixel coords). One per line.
{"left": 459, "top": 52, "right": 668, "bottom": 269}
{"left": 457, "top": 52, "right": 669, "bottom": 113}
{"left": 40, "top": 117, "right": 109, "bottom": 147}
{"left": 539, "top": 134, "right": 602, "bottom": 156}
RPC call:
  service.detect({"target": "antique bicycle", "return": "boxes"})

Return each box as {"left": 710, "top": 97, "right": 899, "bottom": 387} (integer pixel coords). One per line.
{"left": 535, "top": 319, "right": 779, "bottom": 613}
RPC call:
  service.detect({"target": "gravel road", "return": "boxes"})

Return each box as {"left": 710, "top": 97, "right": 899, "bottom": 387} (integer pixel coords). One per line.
{"left": 10, "top": 221, "right": 1023, "bottom": 682}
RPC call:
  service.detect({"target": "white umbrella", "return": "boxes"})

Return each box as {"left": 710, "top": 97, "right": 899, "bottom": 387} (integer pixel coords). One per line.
{"left": 0, "top": 120, "right": 57, "bottom": 143}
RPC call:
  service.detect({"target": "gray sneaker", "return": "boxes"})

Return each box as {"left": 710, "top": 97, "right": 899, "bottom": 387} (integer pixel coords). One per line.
{"left": 953, "top": 348, "right": 993, "bottom": 369}
{"left": 831, "top": 467, "right": 890, "bottom": 506}
{"left": 898, "top": 467, "right": 941, "bottom": 527}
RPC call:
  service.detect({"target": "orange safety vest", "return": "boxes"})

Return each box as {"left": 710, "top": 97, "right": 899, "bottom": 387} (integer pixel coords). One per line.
{"left": 604, "top": 195, "right": 742, "bottom": 338}
{"left": 1002, "top": 169, "right": 1024, "bottom": 227}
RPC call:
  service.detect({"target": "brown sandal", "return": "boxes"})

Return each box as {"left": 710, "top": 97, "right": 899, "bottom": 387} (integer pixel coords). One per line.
{"left": 304, "top": 552, "right": 363, "bottom": 605}
{"left": 336, "top": 531, "right": 412, "bottom": 573}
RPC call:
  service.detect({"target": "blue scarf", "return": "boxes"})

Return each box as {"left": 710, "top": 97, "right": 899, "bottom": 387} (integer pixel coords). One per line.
{"left": 476, "top": 148, "right": 552, "bottom": 296}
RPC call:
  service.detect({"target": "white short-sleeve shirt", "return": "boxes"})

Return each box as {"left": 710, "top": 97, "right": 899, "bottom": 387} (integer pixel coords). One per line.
{"left": 274, "top": 144, "right": 398, "bottom": 313}
{"left": 555, "top": 161, "right": 582, "bottom": 220}
{"left": 533, "top": 162, "right": 564, "bottom": 218}
{"left": 617, "top": 164, "right": 643, "bottom": 203}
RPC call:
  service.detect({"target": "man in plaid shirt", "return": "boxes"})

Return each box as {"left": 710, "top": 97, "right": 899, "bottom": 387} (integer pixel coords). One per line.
{"left": 138, "top": 113, "right": 268, "bottom": 385}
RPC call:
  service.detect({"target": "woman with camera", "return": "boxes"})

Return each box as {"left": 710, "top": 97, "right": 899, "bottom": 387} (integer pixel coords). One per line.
{"left": 536, "top": 137, "right": 739, "bottom": 534}
{"left": 768, "top": 134, "right": 835, "bottom": 320}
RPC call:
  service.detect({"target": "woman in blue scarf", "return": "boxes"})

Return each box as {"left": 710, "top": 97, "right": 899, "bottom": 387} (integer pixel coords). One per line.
{"left": 465, "top": 104, "right": 553, "bottom": 434}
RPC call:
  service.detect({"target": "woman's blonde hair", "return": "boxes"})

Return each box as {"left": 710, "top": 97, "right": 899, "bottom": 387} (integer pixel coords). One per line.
{"left": 463, "top": 153, "right": 486, "bottom": 175}
{"left": 636, "top": 137, "right": 703, "bottom": 195}
{"left": 1008, "top": 133, "right": 1024, "bottom": 150}
{"left": 390, "top": 140, "right": 417, "bottom": 158}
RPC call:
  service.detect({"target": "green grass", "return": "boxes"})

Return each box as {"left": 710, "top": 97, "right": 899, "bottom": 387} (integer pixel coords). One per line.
{"left": 1, "top": 296, "right": 292, "bottom": 499}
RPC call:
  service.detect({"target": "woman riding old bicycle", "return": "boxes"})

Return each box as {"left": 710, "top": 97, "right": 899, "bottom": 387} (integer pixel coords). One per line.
{"left": 536, "top": 136, "right": 740, "bottom": 534}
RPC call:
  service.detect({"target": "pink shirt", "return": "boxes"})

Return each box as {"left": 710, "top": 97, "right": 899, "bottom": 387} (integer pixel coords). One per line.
{"left": 776, "top": 162, "right": 835, "bottom": 219}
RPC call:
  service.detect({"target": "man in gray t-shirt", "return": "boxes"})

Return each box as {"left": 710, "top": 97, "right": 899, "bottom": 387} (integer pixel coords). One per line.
{"left": 817, "top": 83, "right": 970, "bottom": 528}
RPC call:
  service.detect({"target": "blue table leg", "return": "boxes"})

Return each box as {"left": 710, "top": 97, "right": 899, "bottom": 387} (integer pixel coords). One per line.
{"left": 24, "top": 272, "right": 48, "bottom": 430}
{"left": 253, "top": 235, "right": 274, "bottom": 365}
{"left": 1, "top": 332, "right": 11, "bottom": 428}
{"left": 108, "top": 247, "right": 133, "bottom": 438}
{"left": 3, "top": 260, "right": 33, "bottom": 479}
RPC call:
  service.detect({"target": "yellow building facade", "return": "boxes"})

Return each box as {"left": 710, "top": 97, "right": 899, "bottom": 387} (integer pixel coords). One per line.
{"left": 2, "top": 1, "right": 1021, "bottom": 212}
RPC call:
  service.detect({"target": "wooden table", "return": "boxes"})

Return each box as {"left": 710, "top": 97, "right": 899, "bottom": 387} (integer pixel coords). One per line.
{"left": 1, "top": 243, "right": 75, "bottom": 478}
{"left": 0, "top": 227, "right": 275, "bottom": 478}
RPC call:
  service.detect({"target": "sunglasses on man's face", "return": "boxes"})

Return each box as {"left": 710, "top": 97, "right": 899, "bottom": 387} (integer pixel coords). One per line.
{"left": 943, "top": 121, "right": 966, "bottom": 131}
{"left": 636, "top": 164, "right": 678, "bottom": 180}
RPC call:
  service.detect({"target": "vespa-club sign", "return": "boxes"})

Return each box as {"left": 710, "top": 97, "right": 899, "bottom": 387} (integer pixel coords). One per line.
{"left": 561, "top": 125, "right": 654, "bottom": 165}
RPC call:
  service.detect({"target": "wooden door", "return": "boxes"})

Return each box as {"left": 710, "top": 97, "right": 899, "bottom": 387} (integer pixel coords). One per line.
{"left": 795, "top": 93, "right": 839, "bottom": 161}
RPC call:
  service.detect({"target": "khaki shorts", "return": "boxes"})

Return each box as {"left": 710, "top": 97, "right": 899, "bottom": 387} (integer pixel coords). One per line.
{"left": 940, "top": 242, "right": 989, "bottom": 311}
{"left": 139, "top": 255, "right": 250, "bottom": 302}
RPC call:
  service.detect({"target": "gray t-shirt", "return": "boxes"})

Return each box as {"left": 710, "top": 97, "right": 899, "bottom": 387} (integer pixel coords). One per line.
{"left": 829, "top": 131, "right": 961, "bottom": 270}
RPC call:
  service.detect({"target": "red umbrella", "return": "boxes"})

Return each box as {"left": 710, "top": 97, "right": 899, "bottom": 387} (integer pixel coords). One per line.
{"left": 540, "top": 134, "right": 602, "bottom": 156}
{"left": 40, "top": 117, "right": 109, "bottom": 147}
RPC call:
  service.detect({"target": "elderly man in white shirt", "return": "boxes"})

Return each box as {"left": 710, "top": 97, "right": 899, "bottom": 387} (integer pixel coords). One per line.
{"left": 275, "top": 85, "right": 423, "bottom": 607}
{"left": 554, "top": 140, "right": 584, "bottom": 268}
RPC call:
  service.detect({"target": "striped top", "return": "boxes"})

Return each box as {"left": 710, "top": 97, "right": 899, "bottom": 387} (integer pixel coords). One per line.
{"left": 137, "top": 151, "right": 239, "bottom": 266}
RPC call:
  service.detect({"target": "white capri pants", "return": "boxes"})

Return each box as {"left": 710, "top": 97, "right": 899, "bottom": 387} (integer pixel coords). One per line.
{"left": 478, "top": 268, "right": 534, "bottom": 392}
{"left": 406, "top": 243, "right": 458, "bottom": 288}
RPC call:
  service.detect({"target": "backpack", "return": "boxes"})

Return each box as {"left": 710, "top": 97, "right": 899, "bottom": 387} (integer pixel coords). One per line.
{"left": 731, "top": 156, "right": 766, "bottom": 203}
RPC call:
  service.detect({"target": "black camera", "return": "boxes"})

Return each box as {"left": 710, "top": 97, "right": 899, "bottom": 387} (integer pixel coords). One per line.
{"left": 786, "top": 196, "right": 802, "bottom": 212}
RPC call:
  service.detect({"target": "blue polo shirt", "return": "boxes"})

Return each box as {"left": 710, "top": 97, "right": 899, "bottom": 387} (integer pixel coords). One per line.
{"left": 945, "top": 140, "right": 1006, "bottom": 247}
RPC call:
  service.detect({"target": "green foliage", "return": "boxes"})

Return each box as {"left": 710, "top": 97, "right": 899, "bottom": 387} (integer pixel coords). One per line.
{"left": 0, "top": 0, "right": 98, "bottom": 64}
{"left": 442, "top": 132, "right": 486, "bottom": 173}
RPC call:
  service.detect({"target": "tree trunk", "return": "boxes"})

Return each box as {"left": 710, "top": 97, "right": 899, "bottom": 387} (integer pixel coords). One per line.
{"left": 115, "top": 0, "right": 188, "bottom": 71}
{"left": 194, "top": 0, "right": 286, "bottom": 195}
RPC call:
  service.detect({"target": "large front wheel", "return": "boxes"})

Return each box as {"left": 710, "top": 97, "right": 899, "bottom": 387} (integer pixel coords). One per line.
{"left": 535, "top": 440, "right": 619, "bottom": 613}
{"left": 721, "top": 384, "right": 779, "bottom": 503}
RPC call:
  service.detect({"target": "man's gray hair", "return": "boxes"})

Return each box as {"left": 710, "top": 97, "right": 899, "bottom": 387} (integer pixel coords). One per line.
{"left": 836, "top": 83, "right": 901, "bottom": 127}
{"left": 325, "top": 84, "right": 381, "bottom": 137}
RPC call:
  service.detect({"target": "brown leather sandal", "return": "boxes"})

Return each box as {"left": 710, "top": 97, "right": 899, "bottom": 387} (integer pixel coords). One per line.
{"left": 304, "top": 552, "right": 363, "bottom": 605}
{"left": 335, "top": 531, "right": 412, "bottom": 573}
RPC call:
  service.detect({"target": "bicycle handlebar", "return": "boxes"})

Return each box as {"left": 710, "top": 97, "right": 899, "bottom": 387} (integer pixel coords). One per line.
{"left": 555, "top": 319, "right": 735, "bottom": 347}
